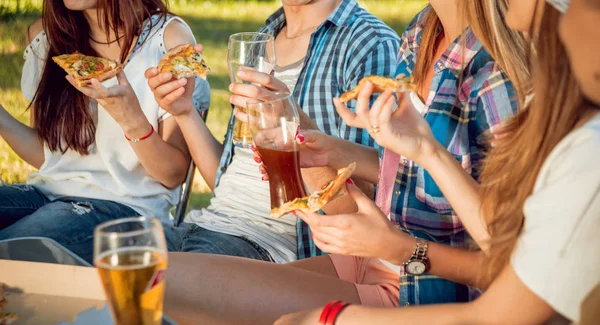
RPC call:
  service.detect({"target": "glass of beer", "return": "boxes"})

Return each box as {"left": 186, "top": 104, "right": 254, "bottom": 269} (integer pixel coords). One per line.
{"left": 94, "top": 217, "right": 168, "bottom": 325}
{"left": 247, "top": 92, "right": 308, "bottom": 209}
{"left": 228, "top": 32, "right": 276, "bottom": 148}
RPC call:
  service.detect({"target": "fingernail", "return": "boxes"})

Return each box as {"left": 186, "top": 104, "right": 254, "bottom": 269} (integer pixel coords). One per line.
{"left": 237, "top": 70, "right": 245, "bottom": 77}
{"left": 178, "top": 78, "right": 187, "bottom": 85}
{"left": 292, "top": 211, "right": 298, "bottom": 216}
{"left": 297, "top": 134, "right": 305, "bottom": 143}
{"left": 229, "top": 84, "right": 234, "bottom": 91}
{"left": 262, "top": 176, "right": 268, "bottom": 181}
{"left": 254, "top": 156, "right": 262, "bottom": 163}
{"left": 251, "top": 144, "right": 257, "bottom": 151}
{"left": 311, "top": 233, "right": 315, "bottom": 239}
{"left": 346, "top": 178, "right": 354, "bottom": 185}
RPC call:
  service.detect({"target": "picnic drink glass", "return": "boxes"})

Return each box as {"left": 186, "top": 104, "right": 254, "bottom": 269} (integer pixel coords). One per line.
{"left": 247, "top": 92, "right": 308, "bottom": 209}
{"left": 94, "top": 217, "right": 168, "bottom": 325}
{"left": 228, "top": 32, "right": 276, "bottom": 148}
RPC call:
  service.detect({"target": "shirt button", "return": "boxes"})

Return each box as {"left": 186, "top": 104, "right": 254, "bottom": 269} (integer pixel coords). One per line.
{"left": 395, "top": 190, "right": 401, "bottom": 195}
{"left": 220, "top": 167, "right": 227, "bottom": 172}
{"left": 404, "top": 302, "right": 410, "bottom": 306}
{"left": 401, "top": 158, "right": 408, "bottom": 164}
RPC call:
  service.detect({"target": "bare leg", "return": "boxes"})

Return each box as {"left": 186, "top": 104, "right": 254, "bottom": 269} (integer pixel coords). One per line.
{"left": 165, "top": 253, "right": 360, "bottom": 325}
{"left": 287, "top": 255, "right": 340, "bottom": 277}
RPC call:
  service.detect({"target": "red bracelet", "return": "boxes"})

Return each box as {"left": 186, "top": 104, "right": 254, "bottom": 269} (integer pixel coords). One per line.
{"left": 325, "top": 302, "right": 350, "bottom": 325}
{"left": 319, "top": 301, "right": 342, "bottom": 325}
{"left": 124, "top": 125, "right": 154, "bottom": 142}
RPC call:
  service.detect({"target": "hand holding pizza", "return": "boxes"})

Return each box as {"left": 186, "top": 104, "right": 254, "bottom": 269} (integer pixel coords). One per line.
{"left": 334, "top": 79, "right": 441, "bottom": 167}
{"left": 66, "top": 71, "right": 153, "bottom": 139}
{"left": 295, "top": 181, "right": 411, "bottom": 263}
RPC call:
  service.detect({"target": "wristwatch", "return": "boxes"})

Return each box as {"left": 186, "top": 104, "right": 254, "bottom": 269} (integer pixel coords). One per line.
{"left": 403, "top": 238, "right": 430, "bottom": 275}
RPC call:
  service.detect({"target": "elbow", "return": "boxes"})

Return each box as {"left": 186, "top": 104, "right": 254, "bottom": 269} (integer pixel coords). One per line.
{"left": 159, "top": 167, "right": 189, "bottom": 190}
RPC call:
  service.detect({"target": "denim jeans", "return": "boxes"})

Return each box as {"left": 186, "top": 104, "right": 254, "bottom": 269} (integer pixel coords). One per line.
{"left": 0, "top": 184, "right": 139, "bottom": 264}
{"left": 163, "top": 222, "right": 273, "bottom": 262}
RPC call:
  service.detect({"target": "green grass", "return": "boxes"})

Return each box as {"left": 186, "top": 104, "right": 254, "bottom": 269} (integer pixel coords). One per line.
{"left": 0, "top": 0, "right": 427, "bottom": 208}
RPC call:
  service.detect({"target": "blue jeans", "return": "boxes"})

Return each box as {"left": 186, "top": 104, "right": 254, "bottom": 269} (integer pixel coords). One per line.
{"left": 163, "top": 222, "right": 273, "bottom": 262}
{"left": 0, "top": 184, "right": 139, "bottom": 264}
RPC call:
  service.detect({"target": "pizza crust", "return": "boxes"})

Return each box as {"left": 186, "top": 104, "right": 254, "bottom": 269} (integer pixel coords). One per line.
{"left": 340, "top": 75, "right": 416, "bottom": 103}
{"left": 157, "top": 42, "right": 211, "bottom": 79}
{"left": 270, "top": 162, "right": 357, "bottom": 219}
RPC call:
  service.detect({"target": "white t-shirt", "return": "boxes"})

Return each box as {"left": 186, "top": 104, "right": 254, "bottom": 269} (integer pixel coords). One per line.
{"left": 512, "top": 112, "right": 600, "bottom": 323}
{"left": 21, "top": 15, "right": 210, "bottom": 221}
{"left": 185, "top": 68, "right": 304, "bottom": 264}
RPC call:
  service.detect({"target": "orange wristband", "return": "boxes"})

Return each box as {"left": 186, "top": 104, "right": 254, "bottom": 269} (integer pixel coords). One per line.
{"left": 125, "top": 125, "right": 154, "bottom": 142}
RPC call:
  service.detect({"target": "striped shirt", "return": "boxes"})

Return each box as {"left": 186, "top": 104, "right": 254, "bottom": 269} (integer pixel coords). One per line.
{"left": 215, "top": 0, "right": 400, "bottom": 259}
{"left": 384, "top": 8, "right": 519, "bottom": 305}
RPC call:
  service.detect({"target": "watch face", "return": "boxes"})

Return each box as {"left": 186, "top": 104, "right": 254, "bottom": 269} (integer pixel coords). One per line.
{"left": 405, "top": 260, "right": 427, "bottom": 275}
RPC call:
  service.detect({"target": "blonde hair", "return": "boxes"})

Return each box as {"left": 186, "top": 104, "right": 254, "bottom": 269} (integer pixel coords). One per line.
{"left": 479, "top": 4, "right": 584, "bottom": 287}
{"left": 413, "top": 2, "right": 531, "bottom": 105}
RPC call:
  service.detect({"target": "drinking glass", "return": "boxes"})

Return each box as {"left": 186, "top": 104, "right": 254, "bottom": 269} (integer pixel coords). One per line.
{"left": 247, "top": 92, "right": 307, "bottom": 209}
{"left": 94, "top": 217, "right": 168, "bottom": 325}
{"left": 228, "top": 32, "right": 276, "bottom": 148}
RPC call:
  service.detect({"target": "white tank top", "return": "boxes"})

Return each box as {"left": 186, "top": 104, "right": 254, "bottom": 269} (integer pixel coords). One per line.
{"left": 21, "top": 15, "right": 210, "bottom": 221}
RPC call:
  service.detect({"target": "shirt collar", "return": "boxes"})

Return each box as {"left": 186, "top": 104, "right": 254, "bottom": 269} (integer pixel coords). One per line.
{"left": 435, "top": 27, "right": 483, "bottom": 75}
{"left": 264, "top": 0, "right": 359, "bottom": 34}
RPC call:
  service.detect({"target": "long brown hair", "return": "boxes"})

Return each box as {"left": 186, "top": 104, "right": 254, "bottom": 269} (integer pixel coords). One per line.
{"left": 413, "top": 2, "right": 530, "bottom": 105}
{"left": 479, "top": 4, "right": 584, "bottom": 287}
{"left": 33, "top": 0, "right": 169, "bottom": 155}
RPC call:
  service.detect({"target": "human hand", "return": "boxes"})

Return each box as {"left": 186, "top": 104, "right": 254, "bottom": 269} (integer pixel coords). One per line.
{"left": 273, "top": 308, "right": 321, "bottom": 325}
{"left": 229, "top": 68, "right": 290, "bottom": 108}
{"left": 66, "top": 70, "right": 152, "bottom": 139}
{"left": 334, "top": 80, "right": 441, "bottom": 166}
{"left": 296, "top": 181, "right": 411, "bottom": 263}
{"left": 249, "top": 129, "right": 338, "bottom": 181}
{"left": 144, "top": 44, "right": 204, "bottom": 117}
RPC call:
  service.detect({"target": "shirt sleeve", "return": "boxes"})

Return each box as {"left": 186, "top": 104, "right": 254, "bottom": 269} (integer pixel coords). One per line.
{"left": 511, "top": 125, "right": 600, "bottom": 322}
{"left": 339, "top": 37, "right": 400, "bottom": 147}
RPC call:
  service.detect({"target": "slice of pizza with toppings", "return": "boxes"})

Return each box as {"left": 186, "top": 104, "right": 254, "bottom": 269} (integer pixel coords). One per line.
{"left": 270, "top": 162, "right": 356, "bottom": 219}
{"left": 53, "top": 52, "right": 122, "bottom": 87}
{"left": 339, "top": 75, "right": 416, "bottom": 103}
{"left": 157, "top": 43, "right": 211, "bottom": 79}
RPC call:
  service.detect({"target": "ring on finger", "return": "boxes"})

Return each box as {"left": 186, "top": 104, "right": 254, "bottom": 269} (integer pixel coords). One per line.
{"left": 370, "top": 125, "right": 381, "bottom": 134}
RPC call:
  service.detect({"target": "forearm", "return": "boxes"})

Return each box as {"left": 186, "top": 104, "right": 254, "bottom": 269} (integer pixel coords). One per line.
{"left": 0, "top": 108, "right": 44, "bottom": 168}
{"left": 328, "top": 138, "right": 379, "bottom": 184}
{"left": 422, "top": 146, "right": 490, "bottom": 249}
{"left": 127, "top": 126, "right": 191, "bottom": 189}
{"left": 382, "top": 229, "right": 482, "bottom": 287}
{"left": 174, "top": 110, "right": 223, "bottom": 189}
{"left": 337, "top": 304, "right": 473, "bottom": 325}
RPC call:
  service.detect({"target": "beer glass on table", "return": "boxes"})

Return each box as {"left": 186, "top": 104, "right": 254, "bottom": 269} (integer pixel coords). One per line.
{"left": 247, "top": 92, "right": 308, "bottom": 209}
{"left": 228, "top": 32, "right": 276, "bottom": 148}
{"left": 94, "top": 217, "right": 168, "bottom": 325}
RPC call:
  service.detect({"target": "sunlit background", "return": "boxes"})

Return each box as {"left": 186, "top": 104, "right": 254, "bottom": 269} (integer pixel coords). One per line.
{"left": 0, "top": 0, "right": 427, "bottom": 208}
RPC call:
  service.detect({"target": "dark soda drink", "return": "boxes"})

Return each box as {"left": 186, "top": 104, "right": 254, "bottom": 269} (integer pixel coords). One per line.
{"left": 257, "top": 146, "right": 307, "bottom": 209}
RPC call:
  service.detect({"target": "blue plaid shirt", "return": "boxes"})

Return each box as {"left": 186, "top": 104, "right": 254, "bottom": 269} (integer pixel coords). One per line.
{"left": 215, "top": 0, "right": 400, "bottom": 259}
{"left": 389, "top": 9, "right": 518, "bottom": 306}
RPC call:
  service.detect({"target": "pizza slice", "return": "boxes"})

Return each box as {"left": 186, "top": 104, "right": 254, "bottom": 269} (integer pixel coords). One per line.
{"left": 340, "top": 75, "right": 416, "bottom": 103}
{"left": 53, "top": 52, "right": 122, "bottom": 87}
{"left": 157, "top": 43, "right": 211, "bottom": 79}
{"left": 0, "top": 283, "right": 18, "bottom": 325}
{"left": 270, "top": 162, "right": 356, "bottom": 219}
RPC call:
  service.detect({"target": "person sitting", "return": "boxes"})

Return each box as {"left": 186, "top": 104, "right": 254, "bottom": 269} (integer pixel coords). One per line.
{"left": 0, "top": 0, "right": 209, "bottom": 263}
{"left": 159, "top": 0, "right": 529, "bottom": 323}
{"left": 144, "top": 0, "right": 399, "bottom": 264}
{"left": 274, "top": 0, "right": 600, "bottom": 324}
